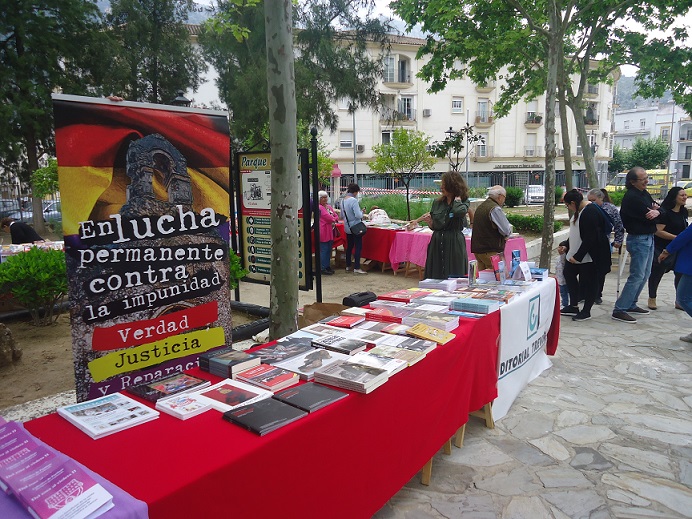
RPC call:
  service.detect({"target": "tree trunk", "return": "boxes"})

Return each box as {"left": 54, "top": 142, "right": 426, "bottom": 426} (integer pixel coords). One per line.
{"left": 540, "top": 0, "right": 559, "bottom": 270}
{"left": 265, "top": 0, "right": 299, "bottom": 340}
{"left": 24, "top": 132, "right": 48, "bottom": 236}
{"left": 557, "top": 68, "right": 573, "bottom": 192}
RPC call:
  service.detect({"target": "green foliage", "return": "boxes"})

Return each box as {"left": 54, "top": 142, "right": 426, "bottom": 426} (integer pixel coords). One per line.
{"left": 608, "top": 191, "right": 625, "bottom": 206}
{"left": 504, "top": 187, "right": 524, "bottom": 208}
{"left": 0, "top": 248, "right": 67, "bottom": 326}
{"left": 229, "top": 250, "right": 248, "bottom": 290}
{"left": 554, "top": 186, "right": 564, "bottom": 205}
{"left": 31, "top": 158, "right": 59, "bottom": 199}
{"left": 507, "top": 214, "right": 563, "bottom": 234}
{"left": 428, "top": 124, "right": 484, "bottom": 172}
{"left": 104, "top": 0, "right": 206, "bottom": 104}
{"left": 628, "top": 138, "right": 671, "bottom": 170}
{"left": 609, "top": 144, "right": 629, "bottom": 173}
{"left": 370, "top": 129, "right": 436, "bottom": 220}
{"left": 360, "top": 195, "right": 432, "bottom": 222}
{"left": 468, "top": 187, "right": 487, "bottom": 198}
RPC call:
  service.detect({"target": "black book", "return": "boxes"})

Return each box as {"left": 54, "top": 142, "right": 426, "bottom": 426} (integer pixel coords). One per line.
{"left": 223, "top": 398, "right": 308, "bottom": 436}
{"left": 273, "top": 382, "right": 349, "bottom": 413}
{"left": 311, "top": 335, "right": 368, "bottom": 355}
{"left": 126, "top": 372, "right": 210, "bottom": 402}
{"left": 251, "top": 337, "right": 314, "bottom": 365}
{"left": 208, "top": 349, "right": 260, "bottom": 378}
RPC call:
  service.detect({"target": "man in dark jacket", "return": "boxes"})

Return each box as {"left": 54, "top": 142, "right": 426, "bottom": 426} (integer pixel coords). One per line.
{"left": 612, "top": 167, "right": 660, "bottom": 323}
{"left": 0, "top": 217, "right": 44, "bottom": 245}
{"left": 471, "top": 185, "right": 512, "bottom": 270}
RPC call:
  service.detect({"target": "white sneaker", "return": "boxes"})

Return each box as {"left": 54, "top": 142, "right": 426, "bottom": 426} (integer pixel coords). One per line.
{"left": 353, "top": 269, "right": 367, "bottom": 274}
{"left": 345, "top": 267, "right": 352, "bottom": 272}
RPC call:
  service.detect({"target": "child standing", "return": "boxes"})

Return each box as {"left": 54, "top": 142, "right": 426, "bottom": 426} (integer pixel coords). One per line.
{"left": 555, "top": 241, "right": 569, "bottom": 309}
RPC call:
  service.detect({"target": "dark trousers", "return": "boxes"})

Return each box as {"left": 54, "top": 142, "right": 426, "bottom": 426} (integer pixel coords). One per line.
{"left": 564, "top": 261, "right": 598, "bottom": 314}
{"left": 346, "top": 233, "right": 363, "bottom": 269}
{"left": 648, "top": 260, "right": 681, "bottom": 299}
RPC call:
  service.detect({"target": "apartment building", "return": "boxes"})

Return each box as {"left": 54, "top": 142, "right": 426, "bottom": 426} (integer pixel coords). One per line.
{"left": 613, "top": 102, "right": 692, "bottom": 180}
{"left": 323, "top": 34, "right": 618, "bottom": 189}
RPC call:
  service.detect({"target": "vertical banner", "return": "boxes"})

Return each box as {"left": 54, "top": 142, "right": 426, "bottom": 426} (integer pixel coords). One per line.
{"left": 493, "top": 278, "right": 556, "bottom": 420}
{"left": 235, "top": 151, "right": 310, "bottom": 289}
{"left": 52, "top": 94, "right": 232, "bottom": 402}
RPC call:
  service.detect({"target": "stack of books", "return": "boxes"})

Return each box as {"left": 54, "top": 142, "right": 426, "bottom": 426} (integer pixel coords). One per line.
{"left": 324, "top": 314, "right": 365, "bottom": 328}
{"left": 418, "top": 278, "right": 458, "bottom": 291}
{"left": 273, "top": 383, "right": 349, "bottom": 413}
{"left": 401, "top": 310, "right": 459, "bottom": 332}
{"left": 155, "top": 394, "right": 212, "bottom": 420}
{"left": 314, "top": 360, "right": 389, "bottom": 394}
{"left": 406, "top": 322, "right": 456, "bottom": 345}
{"left": 311, "top": 334, "right": 369, "bottom": 355}
{"left": 273, "top": 348, "right": 350, "bottom": 381}
{"left": 365, "top": 344, "right": 427, "bottom": 366}
{"left": 235, "top": 364, "right": 300, "bottom": 392}
{"left": 364, "top": 306, "right": 415, "bottom": 324}
{"left": 349, "top": 351, "right": 408, "bottom": 375}
{"left": 126, "top": 372, "right": 210, "bottom": 402}
{"left": 191, "top": 379, "right": 272, "bottom": 413}
{"left": 57, "top": 393, "right": 159, "bottom": 439}
{"left": 449, "top": 298, "right": 500, "bottom": 314}
{"left": 377, "top": 288, "right": 438, "bottom": 303}
{"left": 223, "top": 398, "right": 308, "bottom": 436}
{"left": 250, "top": 337, "right": 314, "bottom": 365}
{"left": 199, "top": 347, "right": 260, "bottom": 379}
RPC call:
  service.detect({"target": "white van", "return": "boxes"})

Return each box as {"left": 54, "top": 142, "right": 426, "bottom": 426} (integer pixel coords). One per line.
{"left": 525, "top": 185, "right": 545, "bottom": 204}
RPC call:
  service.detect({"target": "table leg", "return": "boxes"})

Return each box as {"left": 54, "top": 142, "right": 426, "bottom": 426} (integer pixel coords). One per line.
{"left": 443, "top": 439, "right": 452, "bottom": 455}
{"left": 454, "top": 424, "right": 466, "bottom": 448}
{"left": 421, "top": 459, "right": 433, "bottom": 485}
{"left": 470, "top": 403, "right": 495, "bottom": 429}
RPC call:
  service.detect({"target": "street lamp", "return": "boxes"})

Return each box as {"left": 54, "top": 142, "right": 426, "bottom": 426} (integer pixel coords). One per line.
{"left": 445, "top": 127, "right": 455, "bottom": 162}
{"left": 330, "top": 163, "right": 342, "bottom": 206}
{"left": 171, "top": 90, "right": 191, "bottom": 107}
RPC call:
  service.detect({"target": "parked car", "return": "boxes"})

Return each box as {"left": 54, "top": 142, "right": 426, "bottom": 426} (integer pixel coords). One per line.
{"left": 524, "top": 185, "right": 545, "bottom": 204}
{"left": 676, "top": 180, "right": 692, "bottom": 196}
{"left": 0, "top": 199, "right": 20, "bottom": 219}
{"left": 6, "top": 200, "right": 62, "bottom": 224}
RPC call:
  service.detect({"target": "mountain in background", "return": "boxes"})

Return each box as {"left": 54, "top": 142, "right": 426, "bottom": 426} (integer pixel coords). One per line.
{"left": 615, "top": 75, "right": 673, "bottom": 110}
{"left": 95, "top": 0, "right": 213, "bottom": 24}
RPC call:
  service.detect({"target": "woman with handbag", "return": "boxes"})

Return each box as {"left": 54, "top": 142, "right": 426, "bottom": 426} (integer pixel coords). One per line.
{"left": 648, "top": 186, "right": 688, "bottom": 310}
{"left": 318, "top": 191, "right": 339, "bottom": 275}
{"left": 342, "top": 183, "right": 367, "bottom": 274}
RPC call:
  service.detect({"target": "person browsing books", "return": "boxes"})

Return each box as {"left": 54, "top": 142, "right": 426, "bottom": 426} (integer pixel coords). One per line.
{"left": 470, "top": 185, "right": 512, "bottom": 271}
{"left": 317, "top": 190, "right": 339, "bottom": 275}
{"left": 341, "top": 183, "right": 367, "bottom": 274}
{"left": 0, "top": 217, "right": 44, "bottom": 245}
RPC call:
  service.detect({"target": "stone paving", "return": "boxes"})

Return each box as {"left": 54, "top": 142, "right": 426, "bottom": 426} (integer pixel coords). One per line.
{"left": 2, "top": 248, "right": 691, "bottom": 518}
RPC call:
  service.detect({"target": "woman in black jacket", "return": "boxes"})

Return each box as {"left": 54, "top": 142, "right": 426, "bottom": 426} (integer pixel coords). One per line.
{"left": 560, "top": 190, "right": 612, "bottom": 322}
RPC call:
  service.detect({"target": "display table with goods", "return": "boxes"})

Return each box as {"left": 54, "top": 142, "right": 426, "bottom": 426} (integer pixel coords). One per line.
{"left": 23, "top": 317, "right": 501, "bottom": 518}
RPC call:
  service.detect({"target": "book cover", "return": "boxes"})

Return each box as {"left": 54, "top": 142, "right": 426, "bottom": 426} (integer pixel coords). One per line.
{"left": 387, "top": 336, "right": 438, "bottom": 354}
{"left": 313, "top": 360, "right": 389, "bottom": 393}
{"left": 56, "top": 393, "right": 159, "bottom": 440}
{"left": 273, "top": 348, "right": 350, "bottom": 381}
{"left": 401, "top": 310, "right": 459, "bottom": 332}
{"left": 366, "top": 345, "right": 426, "bottom": 366}
{"left": 155, "top": 394, "right": 212, "bottom": 420}
{"left": 235, "top": 364, "right": 299, "bottom": 391}
{"left": 192, "top": 379, "right": 272, "bottom": 413}
{"left": 299, "top": 323, "right": 343, "bottom": 337}
{"left": 126, "top": 372, "right": 210, "bottom": 402}
{"left": 468, "top": 259, "right": 478, "bottom": 286}
{"left": 206, "top": 349, "right": 260, "bottom": 378}
{"left": 250, "top": 338, "right": 314, "bottom": 365}
{"left": 406, "top": 322, "right": 456, "bottom": 345}
{"left": 377, "top": 288, "right": 436, "bottom": 303}
{"left": 273, "top": 382, "right": 349, "bottom": 413}
{"left": 325, "top": 315, "right": 365, "bottom": 328}
{"left": 339, "top": 306, "right": 369, "bottom": 317}
{"left": 490, "top": 254, "right": 502, "bottom": 281}
{"left": 350, "top": 352, "right": 408, "bottom": 375}
{"left": 311, "top": 334, "right": 369, "bottom": 355}
{"left": 364, "top": 307, "right": 411, "bottom": 323}
{"left": 223, "top": 398, "right": 308, "bottom": 436}
{"left": 1, "top": 444, "right": 57, "bottom": 495}
{"left": 379, "top": 323, "right": 411, "bottom": 335}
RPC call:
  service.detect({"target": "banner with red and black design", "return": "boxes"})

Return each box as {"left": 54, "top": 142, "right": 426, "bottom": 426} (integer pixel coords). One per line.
{"left": 53, "top": 94, "right": 232, "bottom": 402}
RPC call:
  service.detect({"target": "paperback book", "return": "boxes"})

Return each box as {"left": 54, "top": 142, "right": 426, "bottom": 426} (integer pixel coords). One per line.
{"left": 364, "top": 306, "right": 414, "bottom": 323}
{"left": 235, "top": 364, "right": 300, "bottom": 392}
{"left": 57, "top": 393, "right": 159, "bottom": 440}
{"left": 339, "top": 306, "right": 369, "bottom": 317}
{"left": 377, "top": 288, "right": 438, "bottom": 303}
{"left": 201, "top": 348, "right": 260, "bottom": 378}
{"left": 273, "top": 348, "right": 350, "bottom": 381}
{"left": 406, "top": 322, "right": 456, "bottom": 345}
{"left": 418, "top": 278, "right": 458, "bottom": 291}
{"left": 324, "top": 315, "right": 365, "bottom": 328}
{"left": 313, "top": 360, "right": 389, "bottom": 394}
{"left": 401, "top": 310, "right": 459, "bottom": 332}
{"left": 350, "top": 351, "right": 408, "bottom": 375}
{"left": 250, "top": 337, "right": 314, "bottom": 365}
{"left": 191, "top": 379, "right": 272, "bottom": 413}
{"left": 311, "top": 334, "right": 369, "bottom": 355}
{"left": 384, "top": 336, "right": 437, "bottom": 354}
{"left": 155, "top": 394, "right": 212, "bottom": 420}
{"left": 365, "top": 345, "right": 426, "bottom": 366}
{"left": 126, "top": 372, "right": 210, "bottom": 403}
{"left": 273, "top": 382, "right": 349, "bottom": 413}
{"left": 223, "top": 398, "right": 308, "bottom": 436}
{"left": 449, "top": 298, "right": 500, "bottom": 314}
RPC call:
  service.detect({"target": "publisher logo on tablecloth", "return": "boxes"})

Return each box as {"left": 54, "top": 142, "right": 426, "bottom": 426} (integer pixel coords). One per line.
{"left": 527, "top": 294, "right": 540, "bottom": 340}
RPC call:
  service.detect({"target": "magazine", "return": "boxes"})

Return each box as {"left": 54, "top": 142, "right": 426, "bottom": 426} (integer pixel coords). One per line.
{"left": 191, "top": 379, "right": 273, "bottom": 413}
{"left": 126, "top": 372, "right": 210, "bottom": 403}
{"left": 57, "top": 393, "right": 159, "bottom": 440}
{"left": 365, "top": 345, "right": 426, "bottom": 366}
{"left": 155, "top": 394, "right": 212, "bottom": 420}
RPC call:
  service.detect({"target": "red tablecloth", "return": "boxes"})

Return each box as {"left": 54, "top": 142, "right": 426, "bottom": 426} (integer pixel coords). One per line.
{"left": 389, "top": 232, "right": 528, "bottom": 272}
{"left": 361, "top": 226, "right": 401, "bottom": 264}
{"left": 310, "top": 223, "right": 347, "bottom": 252}
{"left": 25, "top": 314, "right": 501, "bottom": 519}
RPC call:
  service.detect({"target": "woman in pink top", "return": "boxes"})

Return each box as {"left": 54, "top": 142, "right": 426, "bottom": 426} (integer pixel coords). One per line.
{"left": 318, "top": 191, "right": 339, "bottom": 275}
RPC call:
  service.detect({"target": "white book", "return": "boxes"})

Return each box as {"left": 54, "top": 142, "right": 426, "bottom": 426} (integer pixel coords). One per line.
{"left": 155, "top": 394, "right": 212, "bottom": 420}
{"left": 273, "top": 348, "right": 350, "bottom": 381}
{"left": 57, "top": 393, "right": 159, "bottom": 440}
{"left": 190, "top": 379, "right": 272, "bottom": 413}
{"left": 350, "top": 352, "right": 408, "bottom": 375}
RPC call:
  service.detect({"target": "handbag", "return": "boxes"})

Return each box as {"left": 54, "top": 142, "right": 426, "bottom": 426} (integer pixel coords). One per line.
{"left": 655, "top": 245, "right": 677, "bottom": 272}
{"left": 332, "top": 225, "right": 341, "bottom": 238}
{"left": 350, "top": 221, "right": 367, "bottom": 236}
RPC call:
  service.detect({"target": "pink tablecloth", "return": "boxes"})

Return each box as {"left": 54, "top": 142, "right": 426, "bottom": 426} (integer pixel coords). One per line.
{"left": 389, "top": 232, "right": 528, "bottom": 272}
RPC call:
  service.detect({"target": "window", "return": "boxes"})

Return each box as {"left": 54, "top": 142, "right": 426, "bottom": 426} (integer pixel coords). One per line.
{"left": 383, "top": 55, "right": 395, "bottom": 83}
{"left": 685, "top": 146, "right": 692, "bottom": 160}
{"left": 476, "top": 132, "right": 488, "bottom": 157}
{"left": 398, "top": 58, "right": 410, "bottom": 82}
{"left": 587, "top": 84, "right": 599, "bottom": 95}
{"left": 661, "top": 127, "right": 670, "bottom": 141}
{"left": 686, "top": 128, "right": 692, "bottom": 140}
{"left": 339, "top": 131, "right": 353, "bottom": 149}
{"left": 477, "top": 99, "right": 490, "bottom": 123}
{"left": 381, "top": 131, "right": 393, "bottom": 145}
{"left": 576, "top": 137, "right": 583, "bottom": 156}
{"left": 525, "top": 133, "right": 537, "bottom": 156}
{"left": 452, "top": 97, "right": 464, "bottom": 113}
{"left": 337, "top": 98, "right": 350, "bottom": 110}
{"left": 624, "top": 120, "right": 630, "bottom": 130}
{"left": 640, "top": 118, "right": 646, "bottom": 129}
{"left": 398, "top": 96, "right": 414, "bottom": 120}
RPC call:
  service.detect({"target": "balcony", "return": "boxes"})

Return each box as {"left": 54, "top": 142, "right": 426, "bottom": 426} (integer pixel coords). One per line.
{"left": 475, "top": 81, "right": 496, "bottom": 93}
{"left": 524, "top": 146, "right": 544, "bottom": 158}
{"left": 383, "top": 73, "right": 413, "bottom": 90}
{"left": 525, "top": 113, "right": 543, "bottom": 128}
{"left": 473, "top": 146, "right": 494, "bottom": 162}
{"left": 585, "top": 85, "right": 599, "bottom": 99}
{"left": 475, "top": 112, "right": 494, "bottom": 127}
{"left": 584, "top": 116, "right": 599, "bottom": 127}
{"left": 379, "top": 107, "right": 416, "bottom": 124}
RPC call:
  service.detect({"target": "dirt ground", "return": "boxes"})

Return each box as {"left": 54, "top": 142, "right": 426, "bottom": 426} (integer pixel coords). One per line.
{"left": 0, "top": 260, "right": 422, "bottom": 411}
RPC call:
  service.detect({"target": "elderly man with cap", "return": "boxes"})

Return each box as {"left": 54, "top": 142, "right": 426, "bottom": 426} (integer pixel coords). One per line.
{"left": 471, "top": 185, "right": 512, "bottom": 270}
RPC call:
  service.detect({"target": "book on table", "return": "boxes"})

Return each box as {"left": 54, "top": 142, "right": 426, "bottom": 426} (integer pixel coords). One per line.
{"left": 126, "top": 372, "right": 210, "bottom": 403}
{"left": 272, "top": 382, "right": 349, "bottom": 413}
{"left": 418, "top": 278, "right": 458, "bottom": 291}
{"left": 199, "top": 347, "right": 260, "bottom": 378}
{"left": 449, "top": 298, "right": 500, "bottom": 314}
{"left": 56, "top": 393, "right": 159, "bottom": 440}
{"left": 401, "top": 310, "right": 459, "bottom": 332}
{"left": 377, "top": 288, "right": 438, "bottom": 303}
{"left": 223, "top": 398, "right": 308, "bottom": 436}
{"left": 249, "top": 337, "right": 314, "bottom": 365}
{"left": 299, "top": 323, "right": 344, "bottom": 337}
{"left": 365, "top": 344, "right": 426, "bottom": 366}
{"left": 324, "top": 315, "right": 365, "bottom": 328}
{"left": 155, "top": 394, "right": 212, "bottom": 420}
{"left": 234, "top": 364, "right": 300, "bottom": 392}
{"left": 273, "top": 348, "right": 350, "bottom": 381}
{"left": 406, "top": 322, "right": 456, "bottom": 345}
{"left": 339, "top": 306, "right": 369, "bottom": 317}
{"left": 364, "top": 306, "right": 415, "bottom": 324}
{"left": 191, "top": 379, "right": 273, "bottom": 413}
{"left": 311, "top": 334, "right": 369, "bottom": 355}
{"left": 382, "top": 336, "right": 437, "bottom": 354}
{"left": 313, "top": 360, "right": 389, "bottom": 394}
{"left": 349, "top": 351, "right": 408, "bottom": 375}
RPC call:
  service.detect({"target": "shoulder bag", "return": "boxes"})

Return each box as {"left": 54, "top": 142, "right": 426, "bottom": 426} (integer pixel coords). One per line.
{"left": 345, "top": 198, "right": 367, "bottom": 236}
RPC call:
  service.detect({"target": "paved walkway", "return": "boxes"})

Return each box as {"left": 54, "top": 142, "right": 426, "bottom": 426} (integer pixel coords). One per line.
{"left": 2, "top": 253, "right": 691, "bottom": 518}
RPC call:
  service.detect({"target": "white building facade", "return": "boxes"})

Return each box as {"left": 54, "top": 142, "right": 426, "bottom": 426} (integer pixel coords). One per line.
{"left": 323, "top": 35, "right": 618, "bottom": 190}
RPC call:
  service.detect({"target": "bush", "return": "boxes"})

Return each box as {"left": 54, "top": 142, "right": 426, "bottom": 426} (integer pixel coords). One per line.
{"left": 468, "top": 187, "right": 487, "bottom": 199}
{"left": 360, "top": 194, "right": 431, "bottom": 221}
{"left": 0, "top": 247, "right": 67, "bottom": 326}
{"left": 554, "top": 186, "right": 564, "bottom": 204}
{"left": 507, "top": 214, "right": 564, "bottom": 234}
{"left": 608, "top": 190, "right": 625, "bottom": 206}
{"left": 229, "top": 250, "right": 248, "bottom": 289}
{"left": 504, "top": 186, "right": 524, "bottom": 207}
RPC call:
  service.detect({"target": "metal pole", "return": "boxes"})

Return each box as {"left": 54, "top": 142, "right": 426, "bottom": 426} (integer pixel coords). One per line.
{"left": 668, "top": 102, "right": 675, "bottom": 186}
{"left": 465, "top": 109, "right": 470, "bottom": 184}
{"left": 352, "top": 107, "right": 357, "bottom": 182}
{"left": 310, "top": 128, "right": 322, "bottom": 302}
